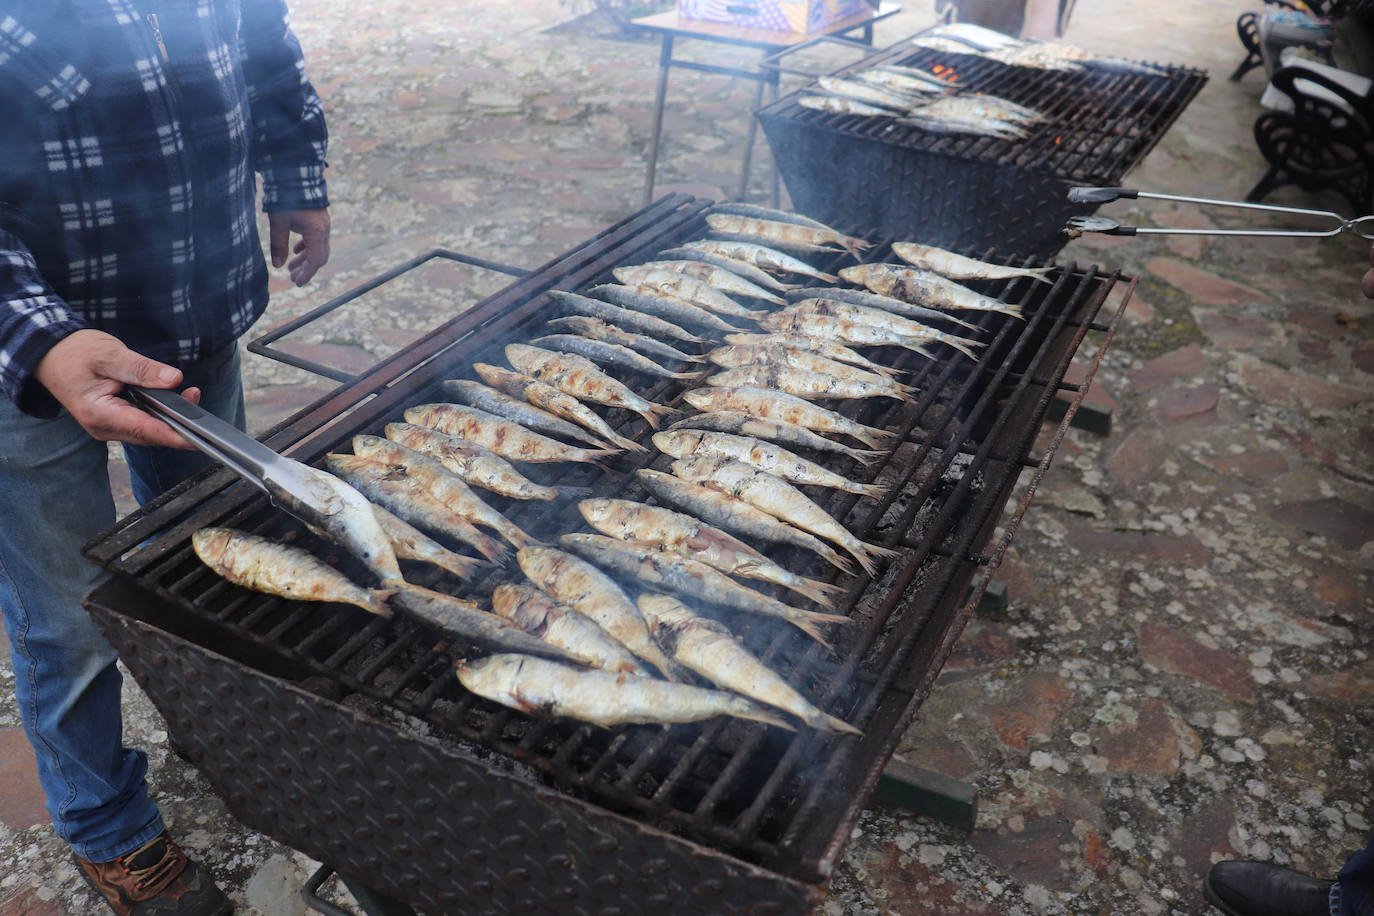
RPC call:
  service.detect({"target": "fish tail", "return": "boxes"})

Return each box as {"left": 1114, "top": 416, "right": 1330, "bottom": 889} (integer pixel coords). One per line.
{"left": 784, "top": 615, "right": 835, "bottom": 650}
{"left": 363, "top": 586, "right": 399, "bottom": 617}
{"left": 639, "top": 402, "right": 679, "bottom": 431}
{"left": 845, "top": 447, "right": 889, "bottom": 467}
{"left": 811, "top": 541, "right": 858, "bottom": 576}
{"left": 858, "top": 423, "right": 899, "bottom": 445}
{"left": 1002, "top": 302, "right": 1026, "bottom": 319}
{"left": 853, "top": 481, "right": 888, "bottom": 498}
{"left": 436, "top": 554, "right": 482, "bottom": 579}
{"left": 943, "top": 339, "right": 983, "bottom": 360}
{"left": 554, "top": 485, "right": 594, "bottom": 499}
{"left": 610, "top": 433, "right": 650, "bottom": 453}
{"left": 670, "top": 371, "right": 698, "bottom": 379}
{"left": 570, "top": 430, "right": 618, "bottom": 450}
{"left": 469, "top": 531, "right": 508, "bottom": 563}
{"left": 815, "top": 712, "right": 864, "bottom": 736}
{"left": 577, "top": 448, "right": 625, "bottom": 463}
{"left": 838, "top": 239, "right": 869, "bottom": 259}
{"left": 794, "top": 575, "right": 847, "bottom": 605}
{"left": 1027, "top": 267, "right": 1056, "bottom": 284}
{"left": 500, "top": 524, "right": 547, "bottom": 551}
{"left": 816, "top": 271, "right": 840, "bottom": 284}
{"left": 845, "top": 538, "right": 902, "bottom": 577}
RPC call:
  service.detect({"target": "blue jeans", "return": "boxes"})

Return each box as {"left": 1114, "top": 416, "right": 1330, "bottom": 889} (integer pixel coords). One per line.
{"left": 0, "top": 343, "right": 244, "bottom": 862}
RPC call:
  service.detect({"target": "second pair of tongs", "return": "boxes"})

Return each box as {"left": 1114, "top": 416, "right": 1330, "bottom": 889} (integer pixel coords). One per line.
{"left": 1064, "top": 187, "right": 1374, "bottom": 240}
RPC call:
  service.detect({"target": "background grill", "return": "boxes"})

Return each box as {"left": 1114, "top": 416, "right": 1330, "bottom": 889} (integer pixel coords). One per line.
{"left": 83, "top": 195, "right": 1133, "bottom": 913}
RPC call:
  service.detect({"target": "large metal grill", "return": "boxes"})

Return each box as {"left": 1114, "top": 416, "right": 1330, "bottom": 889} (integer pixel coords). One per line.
{"left": 757, "top": 30, "right": 1207, "bottom": 256}
{"left": 82, "top": 194, "right": 1133, "bottom": 913}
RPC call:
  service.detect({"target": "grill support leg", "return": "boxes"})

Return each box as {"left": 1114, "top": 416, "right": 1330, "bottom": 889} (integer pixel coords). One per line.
{"left": 871, "top": 757, "right": 978, "bottom": 833}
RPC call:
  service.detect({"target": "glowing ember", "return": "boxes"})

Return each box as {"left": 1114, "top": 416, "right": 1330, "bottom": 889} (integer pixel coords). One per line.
{"left": 930, "top": 64, "right": 960, "bottom": 84}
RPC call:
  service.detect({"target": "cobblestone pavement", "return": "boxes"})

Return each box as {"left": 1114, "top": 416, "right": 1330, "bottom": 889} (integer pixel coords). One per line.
{"left": 2, "top": 0, "right": 1371, "bottom": 913}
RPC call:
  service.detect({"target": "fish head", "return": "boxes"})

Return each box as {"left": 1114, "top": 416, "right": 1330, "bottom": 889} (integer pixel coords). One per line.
{"left": 575, "top": 497, "right": 618, "bottom": 527}
{"left": 650, "top": 430, "right": 696, "bottom": 457}
{"left": 190, "top": 527, "right": 234, "bottom": 565}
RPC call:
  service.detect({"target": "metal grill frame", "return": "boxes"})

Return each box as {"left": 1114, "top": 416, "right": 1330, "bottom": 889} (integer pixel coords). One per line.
{"left": 83, "top": 194, "right": 1133, "bottom": 912}
{"left": 755, "top": 29, "right": 1207, "bottom": 255}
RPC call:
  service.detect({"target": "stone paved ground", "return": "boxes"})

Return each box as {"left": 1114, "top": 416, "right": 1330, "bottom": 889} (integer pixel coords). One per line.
{"left": 2, "top": 0, "right": 1371, "bottom": 913}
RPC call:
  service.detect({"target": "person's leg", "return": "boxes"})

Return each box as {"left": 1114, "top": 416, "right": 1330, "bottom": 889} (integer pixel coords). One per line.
{"left": 123, "top": 343, "right": 246, "bottom": 506}
{"left": 1332, "top": 837, "right": 1374, "bottom": 916}
{"left": 0, "top": 399, "right": 163, "bottom": 862}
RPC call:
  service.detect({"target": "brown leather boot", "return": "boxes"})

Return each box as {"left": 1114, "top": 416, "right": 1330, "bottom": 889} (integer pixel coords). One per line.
{"left": 73, "top": 832, "right": 232, "bottom": 915}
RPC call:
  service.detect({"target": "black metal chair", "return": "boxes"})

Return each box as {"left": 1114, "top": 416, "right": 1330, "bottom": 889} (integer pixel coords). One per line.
{"left": 1247, "top": 65, "right": 1374, "bottom": 214}
{"left": 1231, "top": 0, "right": 1302, "bottom": 82}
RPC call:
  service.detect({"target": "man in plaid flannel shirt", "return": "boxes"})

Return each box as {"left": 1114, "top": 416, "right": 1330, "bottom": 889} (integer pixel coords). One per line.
{"left": 0, "top": 2, "right": 329, "bottom": 912}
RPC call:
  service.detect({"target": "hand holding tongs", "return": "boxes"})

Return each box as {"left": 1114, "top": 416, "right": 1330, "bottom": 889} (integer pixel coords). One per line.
{"left": 1064, "top": 187, "right": 1374, "bottom": 240}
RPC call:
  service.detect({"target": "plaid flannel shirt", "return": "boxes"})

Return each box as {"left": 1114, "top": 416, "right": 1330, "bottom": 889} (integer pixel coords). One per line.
{"left": 0, "top": 0, "right": 327, "bottom": 417}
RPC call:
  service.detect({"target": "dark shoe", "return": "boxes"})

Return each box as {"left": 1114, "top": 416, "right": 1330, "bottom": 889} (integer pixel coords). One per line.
{"left": 73, "top": 832, "right": 233, "bottom": 915}
{"left": 1204, "top": 860, "right": 1333, "bottom": 916}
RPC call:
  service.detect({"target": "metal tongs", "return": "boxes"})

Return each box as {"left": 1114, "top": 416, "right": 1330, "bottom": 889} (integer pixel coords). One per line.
{"left": 1064, "top": 187, "right": 1374, "bottom": 240}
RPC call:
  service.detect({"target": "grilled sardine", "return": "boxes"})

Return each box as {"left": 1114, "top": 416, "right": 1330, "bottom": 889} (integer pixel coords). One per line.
{"left": 680, "top": 240, "right": 837, "bottom": 284}
{"left": 473, "top": 363, "right": 647, "bottom": 454}
{"left": 626, "top": 260, "right": 785, "bottom": 305}
{"left": 706, "top": 363, "right": 913, "bottom": 402}
{"left": 490, "top": 584, "right": 651, "bottom": 676}
{"left": 505, "top": 344, "right": 676, "bottom": 431}
{"left": 891, "top": 241, "right": 1054, "bottom": 284}
{"left": 705, "top": 212, "right": 872, "bottom": 259}
{"left": 371, "top": 504, "right": 482, "bottom": 580}
{"left": 393, "top": 584, "right": 580, "bottom": 662}
{"left": 441, "top": 379, "right": 612, "bottom": 449}
{"left": 591, "top": 284, "right": 744, "bottom": 335}
{"left": 682, "top": 386, "right": 896, "bottom": 448}
{"left": 612, "top": 267, "right": 766, "bottom": 318}
{"left": 403, "top": 403, "right": 619, "bottom": 464}
{"left": 722, "top": 331, "right": 905, "bottom": 378}
{"left": 528, "top": 334, "right": 689, "bottom": 379}
{"left": 548, "top": 289, "right": 704, "bottom": 343}
{"left": 384, "top": 422, "right": 561, "bottom": 500}
{"left": 839, "top": 264, "right": 1024, "bottom": 318}
{"left": 653, "top": 430, "right": 883, "bottom": 497}
{"left": 787, "top": 299, "right": 984, "bottom": 358}
{"left": 666, "top": 410, "right": 886, "bottom": 466}
{"left": 783, "top": 287, "right": 983, "bottom": 333}
{"left": 545, "top": 315, "right": 704, "bottom": 365}
{"left": 656, "top": 246, "right": 794, "bottom": 293}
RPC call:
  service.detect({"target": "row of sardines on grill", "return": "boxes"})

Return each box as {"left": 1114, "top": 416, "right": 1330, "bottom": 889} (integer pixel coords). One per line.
{"left": 800, "top": 21, "right": 1163, "bottom": 138}
{"left": 188, "top": 202, "right": 1052, "bottom": 738}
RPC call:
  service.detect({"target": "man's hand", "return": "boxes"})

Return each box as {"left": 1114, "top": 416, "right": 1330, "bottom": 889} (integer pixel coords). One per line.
{"left": 1363, "top": 243, "right": 1374, "bottom": 299}
{"left": 35, "top": 329, "right": 201, "bottom": 448}
{"left": 268, "top": 208, "right": 330, "bottom": 286}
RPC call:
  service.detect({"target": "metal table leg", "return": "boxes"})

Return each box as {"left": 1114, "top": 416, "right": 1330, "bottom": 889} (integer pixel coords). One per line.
{"left": 641, "top": 33, "right": 675, "bottom": 208}
{"left": 766, "top": 76, "right": 781, "bottom": 208}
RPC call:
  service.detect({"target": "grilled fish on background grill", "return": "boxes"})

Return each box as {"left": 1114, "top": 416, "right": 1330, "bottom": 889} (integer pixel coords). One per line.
{"left": 680, "top": 240, "right": 837, "bottom": 284}
{"left": 839, "top": 264, "right": 1025, "bottom": 318}
{"left": 276, "top": 463, "right": 404, "bottom": 584}
{"left": 666, "top": 410, "right": 886, "bottom": 466}
{"left": 638, "top": 594, "right": 862, "bottom": 735}
{"left": 472, "top": 363, "right": 647, "bottom": 454}
{"left": 670, "top": 456, "right": 901, "bottom": 577}
{"left": 403, "top": 403, "right": 619, "bottom": 464}
{"left": 349, "top": 435, "right": 541, "bottom": 550}
{"left": 544, "top": 315, "right": 704, "bottom": 364}
{"left": 392, "top": 584, "right": 582, "bottom": 663}
{"left": 855, "top": 67, "right": 943, "bottom": 97}
{"left": 787, "top": 299, "right": 985, "bottom": 358}
{"left": 708, "top": 342, "right": 900, "bottom": 388}
{"left": 504, "top": 344, "right": 677, "bottom": 430}
{"left": 383, "top": 422, "right": 561, "bottom": 500}
{"left": 516, "top": 546, "right": 681, "bottom": 679}
{"left": 683, "top": 386, "right": 896, "bottom": 448}
{"left": 576, "top": 497, "right": 843, "bottom": 607}
{"left": 706, "top": 363, "right": 914, "bottom": 403}
{"left": 440, "top": 379, "right": 613, "bottom": 448}
{"left": 891, "top": 242, "right": 1054, "bottom": 284}
{"left": 705, "top": 212, "right": 872, "bottom": 259}
{"left": 721, "top": 331, "right": 905, "bottom": 378}
{"left": 548, "top": 289, "right": 704, "bottom": 343}
{"left": 591, "top": 284, "right": 745, "bottom": 335}
{"left": 526, "top": 333, "right": 689, "bottom": 379}
{"left": 814, "top": 75, "right": 921, "bottom": 113}
{"left": 899, "top": 114, "right": 1028, "bottom": 140}
{"left": 655, "top": 246, "right": 794, "bottom": 293}
{"left": 490, "top": 583, "right": 652, "bottom": 676}
{"left": 325, "top": 454, "right": 508, "bottom": 564}
{"left": 560, "top": 534, "right": 848, "bottom": 648}
{"left": 652, "top": 430, "right": 884, "bottom": 497}
{"left": 191, "top": 528, "right": 395, "bottom": 616}
{"left": 637, "top": 469, "right": 858, "bottom": 575}
{"left": 758, "top": 310, "right": 939, "bottom": 357}
{"left": 783, "top": 286, "right": 983, "bottom": 332}
{"left": 371, "top": 504, "right": 483, "bottom": 580}
{"left": 612, "top": 266, "right": 766, "bottom": 319}
{"left": 706, "top": 202, "right": 835, "bottom": 231}
{"left": 455, "top": 654, "right": 793, "bottom": 730}
{"left": 618, "top": 260, "right": 784, "bottom": 305}
{"left": 798, "top": 95, "right": 898, "bottom": 119}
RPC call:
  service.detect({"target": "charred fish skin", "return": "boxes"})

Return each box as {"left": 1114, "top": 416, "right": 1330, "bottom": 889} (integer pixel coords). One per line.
{"left": 682, "top": 386, "right": 897, "bottom": 448}
{"left": 787, "top": 299, "right": 984, "bottom": 359}
{"left": 891, "top": 241, "right": 1053, "bottom": 284}
{"left": 706, "top": 202, "right": 834, "bottom": 233}
{"left": 638, "top": 594, "right": 862, "bottom": 735}
{"left": 473, "top": 363, "right": 648, "bottom": 454}
{"left": 371, "top": 503, "right": 483, "bottom": 580}
{"left": 392, "top": 584, "right": 581, "bottom": 663}
{"left": 403, "top": 403, "right": 619, "bottom": 464}
{"left": 670, "top": 456, "right": 901, "bottom": 578}
{"left": 783, "top": 286, "right": 984, "bottom": 333}
{"left": 560, "top": 534, "right": 847, "bottom": 647}
{"left": 680, "top": 239, "right": 837, "bottom": 284}
{"left": 576, "top": 497, "right": 843, "bottom": 608}
{"left": 721, "top": 331, "right": 905, "bottom": 379}
{"left": 455, "top": 654, "right": 793, "bottom": 730}
{"left": 838, "top": 264, "right": 1024, "bottom": 319}
{"left": 383, "top": 422, "right": 560, "bottom": 501}
{"left": 798, "top": 94, "right": 897, "bottom": 118}
{"left": 705, "top": 210, "right": 872, "bottom": 258}
{"left": 636, "top": 469, "right": 858, "bottom": 576}
{"left": 515, "top": 546, "right": 682, "bottom": 679}
{"left": 350, "top": 435, "right": 541, "bottom": 550}
{"left": 490, "top": 583, "right": 652, "bottom": 676}
{"left": 626, "top": 260, "right": 786, "bottom": 305}
{"left": 324, "top": 454, "right": 507, "bottom": 564}
{"left": 611, "top": 266, "right": 766, "bottom": 318}
{"left": 655, "top": 246, "right": 794, "bottom": 293}
{"left": 590, "top": 284, "right": 745, "bottom": 335}
{"left": 504, "top": 344, "right": 675, "bottom": 431}
{"left": 757, "top": 310, "right": 942, "bottom": 358}
{"left": 191, "top": 527, "right": 395, "bottom": 616}
{"left": 441, "top": 379, "right": 612, "bottom": 449}
{"left": 653, "top": 429, "right": 885, "bottom": 497}
{"left": 665, "top": 410, "right": 886, "bottom": 466}
{"left": 270, "top": 463, "right": 404, "bottom": 585}
{"left": 544, "top": 315, "right": 703, "bottom": 364}
{"left": 708, "top": 342, "right": 898, "bottom": 388}
{"left": 527, "top": 333, "right": 689, "bottom": 379}
{"left": 706, "top": 363, "right": 913, "bottom": 403}
{"left": 548, "top": 289, "right": 704, "bottom": 344}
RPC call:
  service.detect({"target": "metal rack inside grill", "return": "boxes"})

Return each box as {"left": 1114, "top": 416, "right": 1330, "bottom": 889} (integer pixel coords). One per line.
{"left": 756, "top": 30, "right": 1207, "bottom": 257}
{"left": 83, "top": 194, "right": 1133, "bottom": 912}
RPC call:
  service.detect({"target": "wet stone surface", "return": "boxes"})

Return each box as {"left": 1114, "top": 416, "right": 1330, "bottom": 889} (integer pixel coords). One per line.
{"left": 3, "top": 0, "right": 1372, "bottom": 913}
